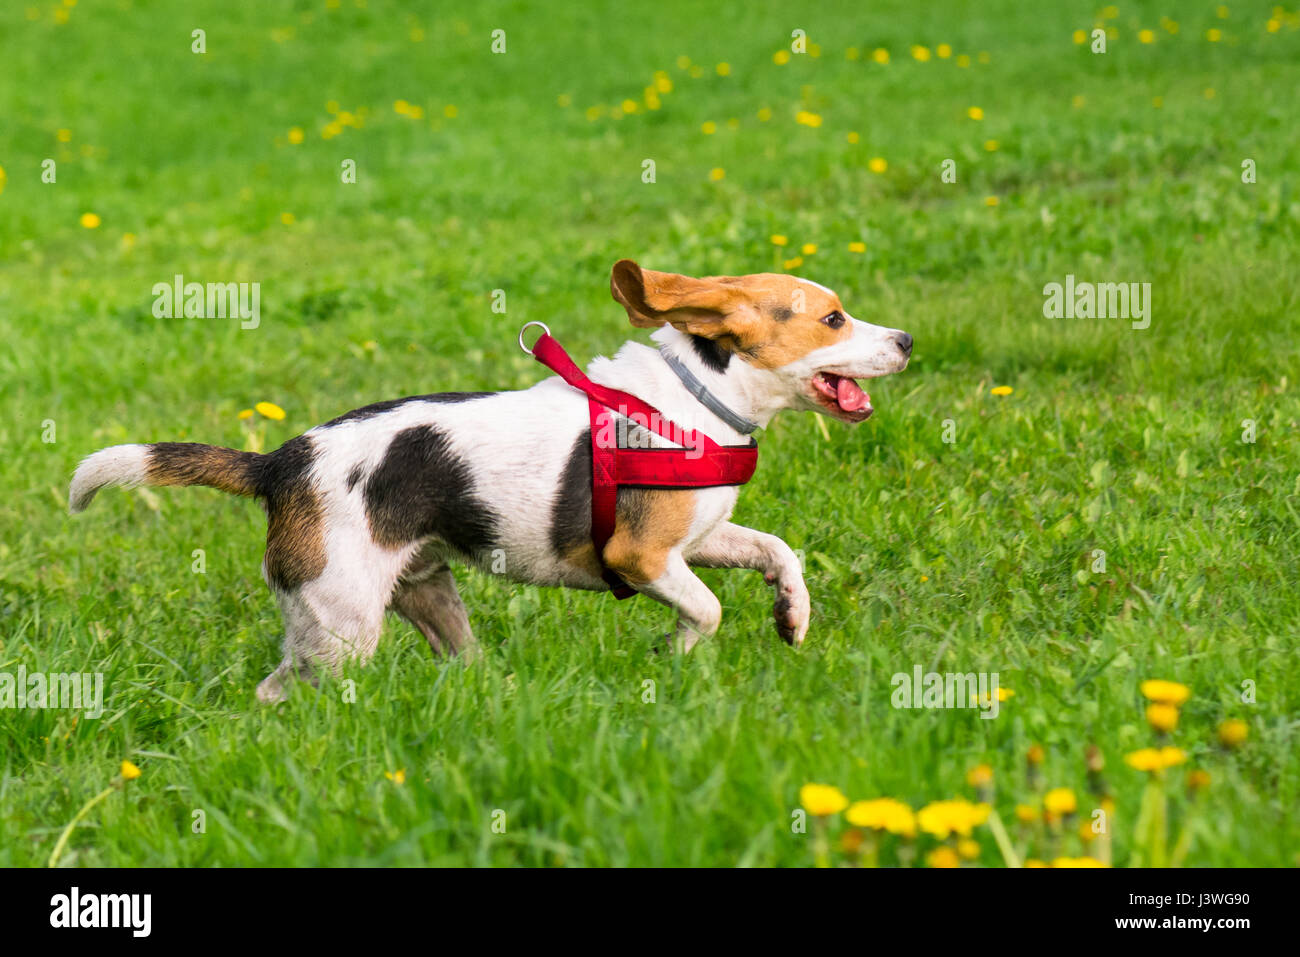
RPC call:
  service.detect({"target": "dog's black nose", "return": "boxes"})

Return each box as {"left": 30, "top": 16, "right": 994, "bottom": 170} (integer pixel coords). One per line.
{"left": 894, "top": 331, "right": 913, "bottom": 356}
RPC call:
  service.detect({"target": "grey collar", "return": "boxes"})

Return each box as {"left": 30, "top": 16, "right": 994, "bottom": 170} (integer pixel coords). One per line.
{"left": 659, "top": 348, "right": 759, "bottom": 436}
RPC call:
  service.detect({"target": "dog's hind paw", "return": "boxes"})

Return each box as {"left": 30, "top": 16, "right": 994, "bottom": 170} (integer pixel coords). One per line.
{"left": 773, "top": 583, "right": 810, "bottom": 647}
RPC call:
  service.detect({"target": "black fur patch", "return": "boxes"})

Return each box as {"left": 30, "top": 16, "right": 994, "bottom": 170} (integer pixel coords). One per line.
{"left": 771, "top": 305, "right": 794, "bottom": 321}
{"left": 689, "top": 335, "right": 731, "bottom": 374}
{"left": 345, "top": 465, "right": 364, "bottom": 492}
{"left": 550, "top": 430, "right": 592, "bottom": 554}
{"left": 322, "top": 392, "right": 495, "bottom": 428}
{"left": 363, "top": 425, "right": 500, "bottom": 558}
{"left": 250, "top": 435, "right": 316, "bottom": 498}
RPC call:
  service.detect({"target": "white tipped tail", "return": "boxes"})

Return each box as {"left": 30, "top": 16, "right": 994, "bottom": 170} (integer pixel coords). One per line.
{"left": 69, "top": 444, "right": 151, "bottom": 513}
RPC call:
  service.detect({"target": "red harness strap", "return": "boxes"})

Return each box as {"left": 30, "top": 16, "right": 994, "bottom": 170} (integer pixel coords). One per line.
{"left": 531, "top": 332, "right": 758, "bottom": 598}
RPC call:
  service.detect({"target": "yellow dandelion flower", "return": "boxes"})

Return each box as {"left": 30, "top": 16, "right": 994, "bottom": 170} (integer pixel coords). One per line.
{"left": 991, "top": 385, "right": 1013, "bottom": 396}
{"left": 393, "top": 99, "right": 410, "bottom": 115}
{"left": 911, "top": 45, "right": 931, "bottom": 62}
{"left": 799, "top": 783, "right": 849, "bottom": 816}
{"left": 1146, "top": 702, "right": 1180, "bottom": 733}
{"left": 1267, "top": 18, "right": 1281, "bottom": 32}
{"left": 654, "top": 72, "right": 672, "bottom": 93}
{"left": 1052, "top": 856, "right": 1108, "bottom": 867}
{"left": 918, "top": 799, "right": 990, "bottom": 839}
{"left": 1101, "top": 5, "right": 1118, "bottom": 18}
{"left": 957, "top": 838, "right": 980, "bottom": 859}
{"left": 930, "top": 842, "right": 961, "bottom": 868}
{"left": 773, "top": 49, "right": 791, "bottom": 65}
{"left": 977, "top": 51, "right": 991, "bottom": 64}
{"left": 384, "top": 769, "right": 406, "bottom": 784}
{"left": 621, "top": 99, "right": 638, "bottom": 114}
{"left": 1138, "top": 29, "right": 1155, "bottom": 43}
{"left": 0, "top": 165, "right": 5, "bottom": 196}
{"left": 845, "top": 798, "right": 915, "bottom": 836}
{"left": 966, "top": 764, "right": 994, "bottom": 788}
{"left": 770, "top": 234, "right": 788, "bottom": 246}
{"left": 1216, "top": 5, "right": 1228, "bottom": 18}
{"left": 57, "top": 128, "right": 73, "bottom": 143}
{"left": 701, "top": 120, "right": 717, "bottom": 134}
{"left": 1124, "top": 746, "right": 1187, "bottom": 772}
{"left": 287, "top": 126, "right": 304, "bottom": 144}
{"left": 984, "top": 196, "right": 1000, "bottom": 207}
{"left": 708, "top": 167, "right": 725, "bottom": 182}
{"left": 1073, "top": 29, "right": 1087, "bottom": 44}
{"left": 1217, "top": 718, "right": 1248, "bottom": 748}
{"left": 795, "top": 111, "right": 823, "bottom": 127}
{"left": 801, "top": 243, "right": 817, "bottom": 255}
{"left": 1015, "top": 804, "right": 1038, "bottom": 823}
{"left": 585, "top": 105, "right": 603, "bottom": 121}
{"left": 868, "top": 157, "right": 887, "bottom": 173}
{"left": 716, "top": 62, "right": 730, "bottom": 76}
{"left": 1187, "top": 769, "right": 1212, "bottom": 791}
{"left": 1027, "top": 744, "right": 1045, "bottom": 765}
{"left": 255, "top": 401, "right": 286, "bottom": 420}
{"left": 1025, "top": 858, "right": 1048, "bottom": 867}
{"left": 937, "top": 43, "right": 952, "bottom": 58}
{"left": 443, "top": 104, "right": 458, "bottom": 118}
{"left": 956, "top": 53, "right": 971, "bottom": 67}
{"left": 1072, "top": 94, "right": 1086, "bottom": 109}
{"left": 120, "top": 760, "right": 141, "bottom": 780}
{"left": 848, "top": 241, "right": 866, "bottom": 253}
{"left": 846, "top": 131, "right": 860, "bottom": 144}
{"left": 121, "top": 232, "right": 136, "bottom": 249}
{"left": 984, "top": 139, "right": 999, "bottom": 151}
{"left": 1044, "top": 788, "right": 1077, "bottom": 815}
{"left": 80, "top": 212, "right": 101, "bottom": 229}
{"left": 782, "top": 256, "right": 804, "bottom": 270}
{"left": 757, "top": 107, "right": 773, "bottom": 121}
{"left": 237, "top": 408, "right": 254, "bottom": 420}
{"left": 279, "top": 212, "right": 295, "bottom": 226}
{"left": 927, "top": 846, "right": 961, "bottom": 868}
{"left": 1140, "top": 679, "right": 1190, "bottom": 705}
{"left": 1206, "top": 28, "right": 1222, "bottom": 41}
{"left": 872, "top": 48, "right": 890, "bottom": 64}
{"left": 967, "top": 106, "right": 984, "bottom": 120}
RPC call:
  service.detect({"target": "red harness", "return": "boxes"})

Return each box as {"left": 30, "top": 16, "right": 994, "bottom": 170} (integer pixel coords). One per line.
{"left": 530, "top": 331, "right": 758, "bottom": 598}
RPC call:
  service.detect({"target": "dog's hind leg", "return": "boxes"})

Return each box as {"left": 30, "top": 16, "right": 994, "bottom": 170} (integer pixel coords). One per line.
{"left": 390, "top": 563, "right": 478, "bottom": 661}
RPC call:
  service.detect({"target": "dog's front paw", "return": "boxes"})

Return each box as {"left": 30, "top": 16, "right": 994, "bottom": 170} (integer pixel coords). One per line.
{"left": 773, "top": 581, "right": 810, "bottom": 646}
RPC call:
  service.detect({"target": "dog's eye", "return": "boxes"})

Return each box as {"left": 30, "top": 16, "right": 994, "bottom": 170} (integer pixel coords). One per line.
{"left": 821, "top": 311, "right": 845, "bottom": 329}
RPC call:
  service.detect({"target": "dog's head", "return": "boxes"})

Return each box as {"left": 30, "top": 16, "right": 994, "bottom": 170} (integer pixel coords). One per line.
{"left": 610, "top": 259, "right": 912, "bottom": 422}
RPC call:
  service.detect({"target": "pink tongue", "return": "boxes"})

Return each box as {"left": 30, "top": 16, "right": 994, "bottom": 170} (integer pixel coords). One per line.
{"left": 836, "top": 376, "right": 869, "bottom": 411}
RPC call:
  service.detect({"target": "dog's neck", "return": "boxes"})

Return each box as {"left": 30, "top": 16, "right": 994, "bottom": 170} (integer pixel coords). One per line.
{"left": 587, "top": 327, "right": 786, "bottom": 444}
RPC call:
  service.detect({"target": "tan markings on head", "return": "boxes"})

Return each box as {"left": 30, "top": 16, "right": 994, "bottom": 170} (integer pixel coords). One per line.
{"left": 610, "top": 260, "right": 851, "bottom": 369}
{"left": 601, "top": 488, "right": 696, "bottom": 585}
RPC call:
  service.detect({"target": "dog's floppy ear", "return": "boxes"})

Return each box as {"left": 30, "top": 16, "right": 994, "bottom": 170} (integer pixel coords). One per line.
{"left": 610, "top": 259, "right": 750, "bottom": 338}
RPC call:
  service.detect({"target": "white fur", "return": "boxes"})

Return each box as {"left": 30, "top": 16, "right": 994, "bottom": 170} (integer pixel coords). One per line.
{"left": 69, "top": 444, "right": 150, "bottom": 512}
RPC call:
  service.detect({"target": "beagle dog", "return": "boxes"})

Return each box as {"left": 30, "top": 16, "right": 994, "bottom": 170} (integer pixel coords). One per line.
{"left": 69, "top": 260, "right": 913, "bottom": 702}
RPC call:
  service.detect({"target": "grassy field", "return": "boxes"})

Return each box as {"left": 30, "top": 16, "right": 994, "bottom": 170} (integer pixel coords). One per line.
{"left": 1, "top": 0, "right": 1297, "bottom": 866}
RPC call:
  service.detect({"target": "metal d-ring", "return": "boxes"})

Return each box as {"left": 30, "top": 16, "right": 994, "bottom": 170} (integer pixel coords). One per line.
{"left": 517, "top": 321, "right": 551, "bottom": 356}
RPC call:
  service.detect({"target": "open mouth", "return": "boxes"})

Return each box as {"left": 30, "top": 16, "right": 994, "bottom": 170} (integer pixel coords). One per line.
{"left": 812, "top": 371, "right": 873, "bottom": 421}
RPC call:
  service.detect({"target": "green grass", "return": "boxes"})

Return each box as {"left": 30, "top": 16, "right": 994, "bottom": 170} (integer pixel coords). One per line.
{"left": 1, "top": 0, "right": 1297, "bottom": 866}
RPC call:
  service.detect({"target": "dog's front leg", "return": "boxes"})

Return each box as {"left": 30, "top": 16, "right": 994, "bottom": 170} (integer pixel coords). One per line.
{"left": 606, "top": 549, "right": 721, "bottom": 653}
{"left": 686, "top": 522, "right": 809, "bottom": 646}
